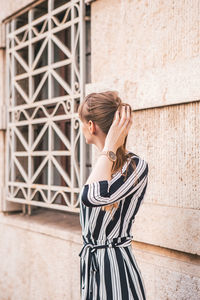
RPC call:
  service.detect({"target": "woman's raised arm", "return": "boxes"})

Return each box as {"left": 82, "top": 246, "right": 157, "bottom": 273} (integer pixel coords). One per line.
{"left": 85, "top": 105, "right": 133, "bottom": 185}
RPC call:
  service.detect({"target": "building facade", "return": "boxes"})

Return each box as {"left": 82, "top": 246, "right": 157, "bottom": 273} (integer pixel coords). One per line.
{"left": 0, "top": 0, "right": 199, "bottom": 299}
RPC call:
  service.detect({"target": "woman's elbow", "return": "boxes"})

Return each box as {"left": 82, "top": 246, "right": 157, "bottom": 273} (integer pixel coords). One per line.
{"left": 81, "top": 189, "right": 99, "bottom": 207}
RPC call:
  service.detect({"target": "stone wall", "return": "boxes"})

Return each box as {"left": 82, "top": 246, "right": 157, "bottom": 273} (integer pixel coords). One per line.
{"left": 0, "top": 0, "right": 199, "bottom": 300}
{"left": 0, "top": 210, "right": 81, "bottom": 300}
{"left": 88, "top": 0, "right": 200, "bottom": 299}
{"left": 0, "top": 209, "right": 199, "bottom": 300}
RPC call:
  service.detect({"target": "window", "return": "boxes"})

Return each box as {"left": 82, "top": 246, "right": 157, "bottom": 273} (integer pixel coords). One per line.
{"left": 5, "top": 0, "right": 91, "bottom": 213}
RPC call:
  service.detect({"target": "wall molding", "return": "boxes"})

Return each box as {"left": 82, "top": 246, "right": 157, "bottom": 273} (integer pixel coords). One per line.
{"left": 85, "top": 55, "right": 200, "bottom": 111}
{"left": 132, "top": 203, "right": 200, "bottom": 256}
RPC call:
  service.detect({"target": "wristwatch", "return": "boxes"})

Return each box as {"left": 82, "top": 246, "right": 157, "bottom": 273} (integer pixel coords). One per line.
{"left": 99, "top": 150, "right": 117, "bottom": 162}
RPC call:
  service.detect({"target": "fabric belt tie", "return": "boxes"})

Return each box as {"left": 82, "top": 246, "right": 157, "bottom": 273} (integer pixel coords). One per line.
{"left": 79, "top": 235, "right": 133, "bottom": 299}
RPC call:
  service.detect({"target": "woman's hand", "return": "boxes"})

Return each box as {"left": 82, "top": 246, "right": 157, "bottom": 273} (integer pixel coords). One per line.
{"left": 103, "top": 105, "right": 133, "bottom": 152}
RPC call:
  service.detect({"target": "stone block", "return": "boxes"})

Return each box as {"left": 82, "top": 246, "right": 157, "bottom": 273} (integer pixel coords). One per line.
{"left": 132, "top": 203, "right": 200, "bottom": 255}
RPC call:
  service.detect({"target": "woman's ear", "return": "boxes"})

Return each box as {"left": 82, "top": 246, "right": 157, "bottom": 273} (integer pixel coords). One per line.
{"left": 88, "top": 120, "right": 96, "bottom": 135}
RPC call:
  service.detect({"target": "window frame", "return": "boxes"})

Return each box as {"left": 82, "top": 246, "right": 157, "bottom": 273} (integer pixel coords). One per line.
{"left": 3, "top": 0, "right": 91, "bottom": 214}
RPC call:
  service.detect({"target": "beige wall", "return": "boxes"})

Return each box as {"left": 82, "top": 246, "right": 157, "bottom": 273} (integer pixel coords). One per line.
{"left": 89, "top": 0, "right": 200, "bottom": 250}
{"left": 0, "top": 0, "right": 199, "bottom": 300}
{"left": 0, "top": 210, "right": 199, "bottom": 300}
{"left": 0, "top": 211, "right": 81, "bottom": 300}
{"left": 0, "top": 0, "right": 33, "bottom": 23}
{"left": 88, "top": 0, "right": 200, "bottom": 298}
{"left": 91, "top": 0, "right": 200, "bottom": 78}
{"left": 91, "top": 0, "right": 200, "bottom": 104}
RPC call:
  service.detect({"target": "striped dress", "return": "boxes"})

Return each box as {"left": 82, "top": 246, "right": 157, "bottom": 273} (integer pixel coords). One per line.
{"left": 79, "top": 152, "right": 149, "bottom": 300}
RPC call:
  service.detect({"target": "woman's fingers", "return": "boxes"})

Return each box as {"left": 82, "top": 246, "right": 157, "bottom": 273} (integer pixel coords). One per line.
{"left": 113, "top": 104, "right": 132, "bottom": 134}
{"left": 125, "top": 114, "right": 133, "bottom": 134}
{"left": 113, "top": 108, "right": 120, "bottom": 125}
{"left": 105, "top": 104, "right": 132, "bottom": 150}
{"left": 126, "top": 107, "right": 133, "bottom": 128}
{"left": 126, "top": 105, "right": 131, "bottom": 122}
{"left": 118, "top": 105, "right": 127, "bottom": 127}
{"left": 120, "top": 105, "right": 131, "bottom": 130}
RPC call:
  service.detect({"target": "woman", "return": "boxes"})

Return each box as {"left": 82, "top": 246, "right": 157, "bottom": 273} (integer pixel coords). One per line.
{"left": 78, "top": 91, "right": 149, "bottom": 300}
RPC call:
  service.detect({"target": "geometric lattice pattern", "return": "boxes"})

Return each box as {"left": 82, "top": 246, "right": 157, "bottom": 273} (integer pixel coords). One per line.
{"left": 5, "top": 0, "right": 87, "bottom": 212}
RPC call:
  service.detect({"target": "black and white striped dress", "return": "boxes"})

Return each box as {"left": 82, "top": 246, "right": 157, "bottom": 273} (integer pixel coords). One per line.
{"left": 79, "top": 152, "right": 149, "bottom": 300}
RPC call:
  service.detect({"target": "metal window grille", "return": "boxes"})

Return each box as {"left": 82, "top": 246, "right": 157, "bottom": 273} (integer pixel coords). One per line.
{"left": 5, "top": 0, "right": 90, "bottom": 213}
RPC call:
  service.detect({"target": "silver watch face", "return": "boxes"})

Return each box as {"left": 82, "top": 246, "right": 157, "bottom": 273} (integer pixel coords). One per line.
{"left": 108, "top": 151, "right": 117, "bottom": 161}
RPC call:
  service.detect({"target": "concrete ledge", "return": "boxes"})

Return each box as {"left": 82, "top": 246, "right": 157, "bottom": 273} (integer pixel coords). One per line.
{"left": 0, "top": 208, "right": 82, "bottom": 245}
{"left": 1, "top": 204, "right": 199, "bottom": 257}
{"left": 132, "top": 241, "right": 200, "bottom": 300}
{"left": 132, "top": 203, "right": 200, "bottom": 255}
{"left": 132, "top": 240, "right": 200, "bottom": 277}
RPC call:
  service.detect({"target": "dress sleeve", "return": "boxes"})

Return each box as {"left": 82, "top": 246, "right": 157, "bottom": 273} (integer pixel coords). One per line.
{"left": 81, "top": 156, "right": 149, "bottom": 207}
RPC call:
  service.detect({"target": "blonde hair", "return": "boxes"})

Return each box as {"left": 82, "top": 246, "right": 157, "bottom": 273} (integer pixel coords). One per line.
{"left": 78, "top": 91, "right": 137, "bottom": 214}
